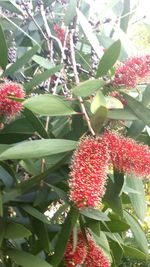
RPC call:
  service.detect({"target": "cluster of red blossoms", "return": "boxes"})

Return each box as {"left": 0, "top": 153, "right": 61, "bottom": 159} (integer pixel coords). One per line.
{"left": 0, "top": 82, "right": 25, "bottom": 117}
{"left": 54, "top": 24, "right": 65, "bottom": 45}
{"left": 65, "top": 232, "right": 110, "bottom": 267}
{"left": 69, "top": 131, "right": 150, "bottom": 209}
{"left": 113, "top": 55, "right": 150, "bottom": 88}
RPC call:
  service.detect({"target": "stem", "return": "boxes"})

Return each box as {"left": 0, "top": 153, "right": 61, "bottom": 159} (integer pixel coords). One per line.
{"left": 69, "top": 30, "right": 95, "bottom": 136}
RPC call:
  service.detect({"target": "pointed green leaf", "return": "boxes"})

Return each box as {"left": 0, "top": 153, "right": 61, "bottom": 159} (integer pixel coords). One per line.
{"left": 96, "top": 40, "right": 121, "bottom": 78}
{"left": 64, "top": 0, "right": 77, "bottom": 25}
{"left": 0, "top": 139, "right": 77, "bottom": 160}
{"left": 77, "top": 9, "right": 102, "bottom": 58}
{"left": 80, "top": 208, "right": 110, "bottom": 221}
{"left": 0, "top": 24, "right": 8, "bottom": 70}
{"left": 24, "top": 95, "right": 76, "bottom": 116}
{"left": 107, "top": 108, "right": 138, "bottom": 120}
{"left": 5, "top": 222, "right": 31, "bottom": 239}
{"left": 3, "top": 45, "right": 39, "bottom": 76}
{"left": 7, "top": 249, "right": 52, "bottom": 267}
{"left": 50, "top": 207, "right": 79, "bottom": 267}
{"left": 124, "top": 211, "right": 148, "bottom": 254}
{"left": 126, "top": 175, "right": 146, "bottom": 222}
{"left": 120, "top": 0, "right": 130, "bottom": 33}
{"left": 122, "top": 92, "right": 150, "bottom": 127}
{"left": 72, "top": 79, "right": 105, "bottom": 97}
{"left": 22, "top": 205, "right": 51, "bottom": 224}
{"left": 123, "top": 246, "right": 148, "bottom": 261}
{"left": 24, "top": 64, "right": 63, "bottom": 92}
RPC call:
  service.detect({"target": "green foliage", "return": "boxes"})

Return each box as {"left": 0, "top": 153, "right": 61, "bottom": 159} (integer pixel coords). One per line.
{"left": 0, "top": 1, "right": 150, "bottom": 267}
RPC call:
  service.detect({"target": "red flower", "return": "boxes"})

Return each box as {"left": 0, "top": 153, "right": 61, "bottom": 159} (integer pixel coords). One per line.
{"left": 84, "top": 237, "right": 110, "bottom": 267}
{"left": 64, "top": 232, "right": 87, "bottom": 267}
{"left": 113, "top": 55, "right": 150, "bottom": 88}
{"left": 0, "top": 82, "right": 25, "bottom": 117}
{"left": 103, "top": 131, "right": 150, "bottom": 177}
{"left": 69, "top": 136, "right": 109, "bottom": 209}
{"left": 54, "top": 24, "right": 65, "bottom": 45}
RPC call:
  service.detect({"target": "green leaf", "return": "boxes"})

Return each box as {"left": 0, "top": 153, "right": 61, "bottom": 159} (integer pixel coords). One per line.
{"left": 32, "top": 55, "right": 54, "bottom": 69}
{"left": 72, "top": 79, "right": 105, "bottom": 97}
{"left": 24, "top": 64, "right": 63, "bottom": 92}
{"left": 123, "top": 246, "right": 148, "bottom": 261}
{"left": 122, "top": 93, "right": 150, "bottom": 127}
{"left": 142, "top": 84, "right": 150, "bottom": 106}
{"left": 80, "top": 208, "right": 110, "bottom": 221}
{"left": 126, "top": 175, "right": 146, "bottom": 222}
{"left": 0, "top": 24, "right": 8, "bottom": 70}
{"left": 3, "top": 46, "right": 39, "bottom": 76}
{"left": 0, "top": 191, "right": 3, "bottom": 217}
{"left": 22, "top": 205, "right": 51, "bottom": 224}
{"left": 50, "top": 207, "right": 79, "bottom": 267}
{"left": 120, "top": 0, "right": 130, "bottom": 33}
{"left": 124, "top": 211, "right": 148, "bottom": 254}
{"left": 24, "top": 95, "right": 76, "bottom": 116}
{"left": 23, "top": 108, "right": 49, "bottom": 139}
{"left": 64, "top": 0, "right": 77, "bottom": 25}
{"left": 107, "top": 108, "right": 138, "bottom": 120}
{"left": 101, "top": 220, "right": 129, "bottom": 233}
{"left": 0, "top": 139, "right": 77, "bottom": 160}
{"left": 32, "top": 220, "right": 51, "bottom": 253}
{"left": 90, "top": 90, "right": 106, "bottom": 114}
{"left": 7, "top": 249, "right": 52, "bottom": 267}
{"left": 96, "top": 40, "right": 121, "bottom": 78}
{"left": 5, "top": 222, "right": 31, "bottom": 239}
{"left": 77, "top": 9, "right": 102, "bottom": 58}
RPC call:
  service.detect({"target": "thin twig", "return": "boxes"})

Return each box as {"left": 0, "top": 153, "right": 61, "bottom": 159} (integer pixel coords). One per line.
{"left": 69, "top": 30, "right": 95, "bottom": 136}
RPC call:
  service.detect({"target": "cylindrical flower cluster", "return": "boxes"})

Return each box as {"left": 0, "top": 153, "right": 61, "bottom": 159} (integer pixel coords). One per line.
{"left": 65, "top": 232, "right": 110, "bottom": 267}
{"left": 69, "top": 136, "right": 109, "bottom": 209}
{"left": 113, "top": 55, "right": 150, "bottom": 88}
{"left": 103, "top": 131, "right": 150, "bottom": 177}
{"left": 0, "top": 82, "right": 25, "bottom": 117}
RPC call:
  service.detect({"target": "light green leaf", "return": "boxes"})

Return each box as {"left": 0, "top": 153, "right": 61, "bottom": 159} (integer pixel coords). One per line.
{"left": 77, "top": 9, "right": 102, "bottom": 58}
{"left": 7, "top": 249, "right": 52, "bottom": 267}
{"left": 96, "top": 40, "right": 121, "bottom": 78}
{"left": 0, "top": 139, "right": 77, "bottom": 160}
{"left": 0, "top": 24, "right": 8, "bottom": 70}
{"left": 32, "top": 55, "right": 54, "bottom": 69}
{"left": 123, "top": 246, "right": 148, "bottom": 261}
{"left": 126, "top": 175, "right": 146, "bottom": 222}
{"left": 64, "top": 0, "right": 77, "bottom": 25}
{"left": 24, "top": 95, "right": 76, "bottom": 116}
{"left": 90, "top": 90, "right": 106, "bottom": 114}
{"left": 124, "top": 211, "right": 148, "bottom": 254}
{"left": 5, "top": 222, "right": 31, "bottom": 239}
{"left": 72, "top": 79, "right": 105, "bottom": 97}
{"left": 107, "top": 108, "right": 138, "bottom": 120}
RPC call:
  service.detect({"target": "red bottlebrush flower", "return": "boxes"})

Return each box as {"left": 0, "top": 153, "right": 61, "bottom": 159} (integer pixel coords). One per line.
{"left": 84, "top": 238, "right": 110, "bottom": 267}
{"left": 0, "top": 82, "right": 25, "bottom": 117}
{"left": 113, "top": 55, "right": 150, "bottom": 88}
{"left": 102, "top": 131, "right": 150, "bottom": 177}
{"left": 64, "top": 232, "right": 87, "bottom": 267}
{"left": 69, "top": 136, "right": 109, "bottom": 209}
{"left": 54, "top": 24, "right": 65, "bottom": 45}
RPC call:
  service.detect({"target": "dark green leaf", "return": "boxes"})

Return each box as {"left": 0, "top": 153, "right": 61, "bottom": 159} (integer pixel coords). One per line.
{"left": 24, "top": 64, "right": 63, "bottom": 92}
{"left": 0, "top": 24, "right": 8, "bottom": 69}
{"left": 22, "top": 205, "right": 51, "bottom": 224}
{"left": 0, "top": 139, "right": 77, "bottom": 160}
{"left": 107, "top": 108, "right": 138, "bottom": 120}
{"left": 3, "top": 45, "right": 39, "bottom": 76}
{"left": 50, "top": 207, "right": 79, "bottom": 267}
{"left": 96, "top": 40, "right": 121, "bottom": 78}
{"left": 7, "top": 249, "right": 52, "bottom": 267}
{"left": 24, "top": 95, "right": 77, "bottom": 116}
{"left": 5, "top": 222, "right": 31, "bottom": 239}
{"left": 72, "top": 79, "right": 105, "bottom": 97}
{"left": 80, "top": 208, "right": 110, "bottom": 221}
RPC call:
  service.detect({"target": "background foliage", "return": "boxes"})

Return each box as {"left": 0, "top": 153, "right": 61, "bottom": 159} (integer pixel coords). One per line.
{"left": 0, "top": 0, "right": 150, "bottom": 266}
